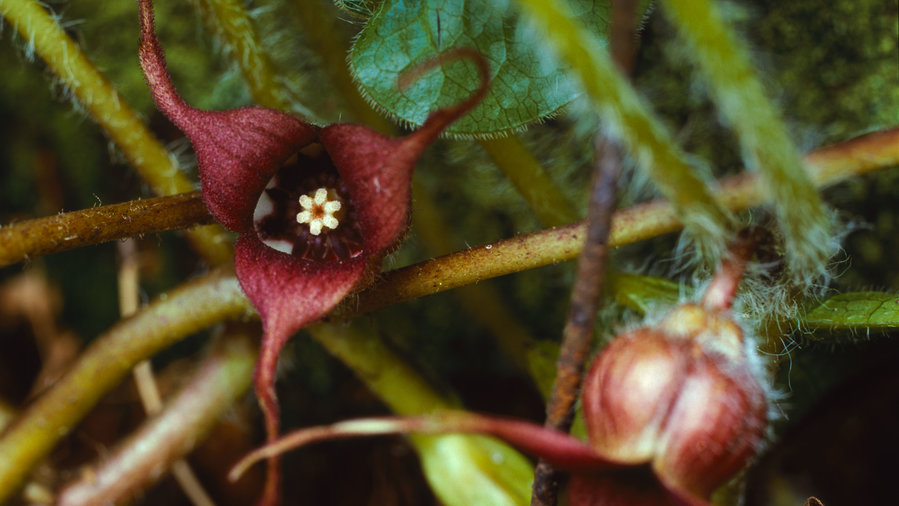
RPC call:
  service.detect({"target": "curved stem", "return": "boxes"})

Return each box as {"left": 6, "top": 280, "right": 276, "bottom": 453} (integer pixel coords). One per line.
{"left": 0, "top": 270, "right": 251, "bottom": 504}
{"left": 0, "top": 0, "right": 232, "bottom": 266}
{"left": 57, "top": 327, "right": 256, "bottom": 506}
{"left": 353, "top": 127, "right": 899, "bottom": 314}
{"left": 190, "top": 0, "right": 292, "bottom": 112}
{"left": 0, "top": 127, "right": 894, "bottom": 501}
{"left": 661, "top": 0, "right": 832, "bottom": 282}
{"left": 0, "top": 192, "right": 212, "bottom": 268}
{"left": 516, "top": 0, "right": 735, "bottom": 262}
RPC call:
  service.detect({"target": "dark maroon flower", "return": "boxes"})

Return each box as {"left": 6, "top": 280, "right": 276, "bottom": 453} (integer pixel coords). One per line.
{"left": 230, "top": 239, "right": 768, "bottom": 505}
{"left": 136, "top": 1, "right": 488, "bottom": 503}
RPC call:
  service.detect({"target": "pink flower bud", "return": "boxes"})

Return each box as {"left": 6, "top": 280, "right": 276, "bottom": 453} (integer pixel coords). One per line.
{"left": 582, "top": 304, "right": 767, "bottom": 498}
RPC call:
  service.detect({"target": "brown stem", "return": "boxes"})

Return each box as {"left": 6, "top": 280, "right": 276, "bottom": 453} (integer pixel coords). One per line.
{"left": 0, "top": 192, "right": 213, "bottom": 267}
{"left": 345, "top": 126, "right": 899, "bottom": 316}
{"left": 531, "top": 139, "right": 621, "bottom": 506}
{"left": 1, "top": 128, "right": 895, "bottom": 275}
{"left": 57, "top": 326, "right": 256, "bottom": 506}
{"left": 0, "top": 270, "right": 251, "bottom": 504}
{"left": 531, "top": 3, "right": 637, "bottom": 502}
{"left": 0, "top": 126, "right": 895, "bottom": 500}
{"left": 700, "top": 228, "right": 762, "bottom": 312}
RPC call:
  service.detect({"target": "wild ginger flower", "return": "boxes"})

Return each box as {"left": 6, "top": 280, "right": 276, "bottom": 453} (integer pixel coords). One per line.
{"left": 230, "top": 238, "right": 769, "bottom": 505}
{"left": 136, "top": 0, "right": 488, "bottom": 503}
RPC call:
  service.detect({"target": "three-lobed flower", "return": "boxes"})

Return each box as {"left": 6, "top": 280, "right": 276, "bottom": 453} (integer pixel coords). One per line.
{"left": 136, "top": 0, "right": 489, "bottom": 503}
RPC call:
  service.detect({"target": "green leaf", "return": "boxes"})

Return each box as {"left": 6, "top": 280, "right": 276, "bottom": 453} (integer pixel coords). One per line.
{"left": 349, "top": 0, "right": 609, "bottom": 135}
{"left": 414, "top": 434, "right": 534, "bottom": 506}
{"left": 803, "top": 292, "right": 899, "bottom": 332}
{"left": 609, "top": 272, "right": 685, "bottom": 316}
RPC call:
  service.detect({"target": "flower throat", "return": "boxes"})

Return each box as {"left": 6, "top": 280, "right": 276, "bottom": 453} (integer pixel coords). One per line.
{"left": 253, "top": 143, "right": 364, "bottom": 262}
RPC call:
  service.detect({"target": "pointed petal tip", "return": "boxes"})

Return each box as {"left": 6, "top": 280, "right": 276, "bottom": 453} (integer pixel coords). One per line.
{"left": 400, "top": 48, "right": 492, "bottom": 148}
{"left": 137, "top": 0, "right": 318, "bottom": 231}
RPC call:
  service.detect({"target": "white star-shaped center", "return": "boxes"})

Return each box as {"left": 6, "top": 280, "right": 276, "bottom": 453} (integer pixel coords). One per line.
{"left": 296, "top": 187, "right": 343, "bottom": 236}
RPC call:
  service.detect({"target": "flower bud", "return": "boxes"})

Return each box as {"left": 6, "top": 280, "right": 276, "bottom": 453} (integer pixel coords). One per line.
{"left": 582, "top": 303, "right": 767, "bottom": 499}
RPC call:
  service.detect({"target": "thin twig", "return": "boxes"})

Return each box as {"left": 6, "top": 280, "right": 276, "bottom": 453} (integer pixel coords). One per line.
{"left": 531, "top": 139, "right": 620, "bottom": 506}
{"left": 530, "top": 3, "right": 636, "bottom": 502}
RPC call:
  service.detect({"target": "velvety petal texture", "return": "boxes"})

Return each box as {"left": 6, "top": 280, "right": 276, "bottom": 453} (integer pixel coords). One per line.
{"left": 137, "top": 1, "right": 491, "bottom": 503}
{"left": 138, "top": 2, "right": 317, "bottom": 233}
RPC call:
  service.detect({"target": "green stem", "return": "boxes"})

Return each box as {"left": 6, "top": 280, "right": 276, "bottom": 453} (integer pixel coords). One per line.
{"left": 354, "top": 127, "right": 899, "bottom": 314}
{"left": 189, "top": 0, "right": 292, "bottom": 111}
{"left": 515, "top": 0, "right": 734, "bottom": 262}
{"left": 412, "top": 183, "right": 554, "bottom": 396}
{"left": 660, "top": 0, "right": 833, "bottom": 282}
{"left": 57, "top": 326, "right": 257, "bottom": 506}
{"left": 0, "top": 270, "right": 251, "bottom": 504}
{"left": 308, "top": 322, "right": 534, "bottom": 506}
{"left": 0, "top": 192, "right": 212, "bottom": 268}
{"left": 479, "top": 137, "right": 580, "bottom": 227}
{"left": 0, "top": 127, "right": 894, "bottom": 499}
{"left": 0, "top": 0, "right": 232, "bottom": 266}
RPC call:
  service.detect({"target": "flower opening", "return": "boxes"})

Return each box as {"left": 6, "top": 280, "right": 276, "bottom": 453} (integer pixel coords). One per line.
{"left": 137, "top": 1, "right": 491, "bottom": 503}
{"left": 252, "top": 145, "right": 363, "bottom": 261}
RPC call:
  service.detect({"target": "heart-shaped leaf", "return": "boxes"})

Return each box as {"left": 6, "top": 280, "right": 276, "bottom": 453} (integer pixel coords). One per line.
{"left": 350, "top": 0, "right": 610, "bottom": 135}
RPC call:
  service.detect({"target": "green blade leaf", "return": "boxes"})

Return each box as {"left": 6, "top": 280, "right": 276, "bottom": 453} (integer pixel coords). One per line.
{"left": 349, "top": 0, "right": 609, "bottom": 135}
{"left": 803, "top": 292, "right": 899, "bottom": 332}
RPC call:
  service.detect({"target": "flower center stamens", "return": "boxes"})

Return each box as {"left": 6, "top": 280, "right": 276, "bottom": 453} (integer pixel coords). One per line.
{"left": 297, "top": 187, "right": 344, "bottom": 236}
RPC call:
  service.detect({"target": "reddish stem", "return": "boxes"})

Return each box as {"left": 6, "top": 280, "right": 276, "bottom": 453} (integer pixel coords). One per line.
{"left": 700, "top": 229, "right": 761, "bottom": 312}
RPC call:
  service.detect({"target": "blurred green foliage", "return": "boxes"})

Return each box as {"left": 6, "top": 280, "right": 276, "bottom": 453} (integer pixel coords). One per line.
{"left": 0, "top": 0, "right": 897, "bottom": 503}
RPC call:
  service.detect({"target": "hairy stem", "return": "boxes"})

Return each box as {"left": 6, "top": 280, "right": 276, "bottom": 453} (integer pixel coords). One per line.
{"left": 661, "top": 0, "right": 833, "bottom": 283}
{"left": 0, "top": 129, "right": 894, "bottom": 292}
{"left": 190, "top": 0, "right": 291, "bottom": 112}
{"left": 0, "top": 270, "right": 251, "bottom": 504}
{"left": 515, "top": 0, "right": 734, "bottom": 262}
{"left": 0, "top": 0, "right": 231, "bottom": 266}
{"left": 57, "top": 326, "right": 256, "bottom": 506}
{"left": 0, "top": 192, "right": 213, "bottom": 268}
{"left": 354, "top": 127, "right": 899, "bottom": 314}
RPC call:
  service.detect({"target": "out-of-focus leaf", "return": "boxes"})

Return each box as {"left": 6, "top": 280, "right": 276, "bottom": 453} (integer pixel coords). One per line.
{"left": 803, "top": 292, "right": 899, "bottom": 332}
{"left": 609, "top": 272, "right": 684, "bottom": 316}
{"left": 414, "top": 434, "right": 534, "bottom": 506}
{"left": 349, "top": 0, "right": 610, "bottom": 135}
